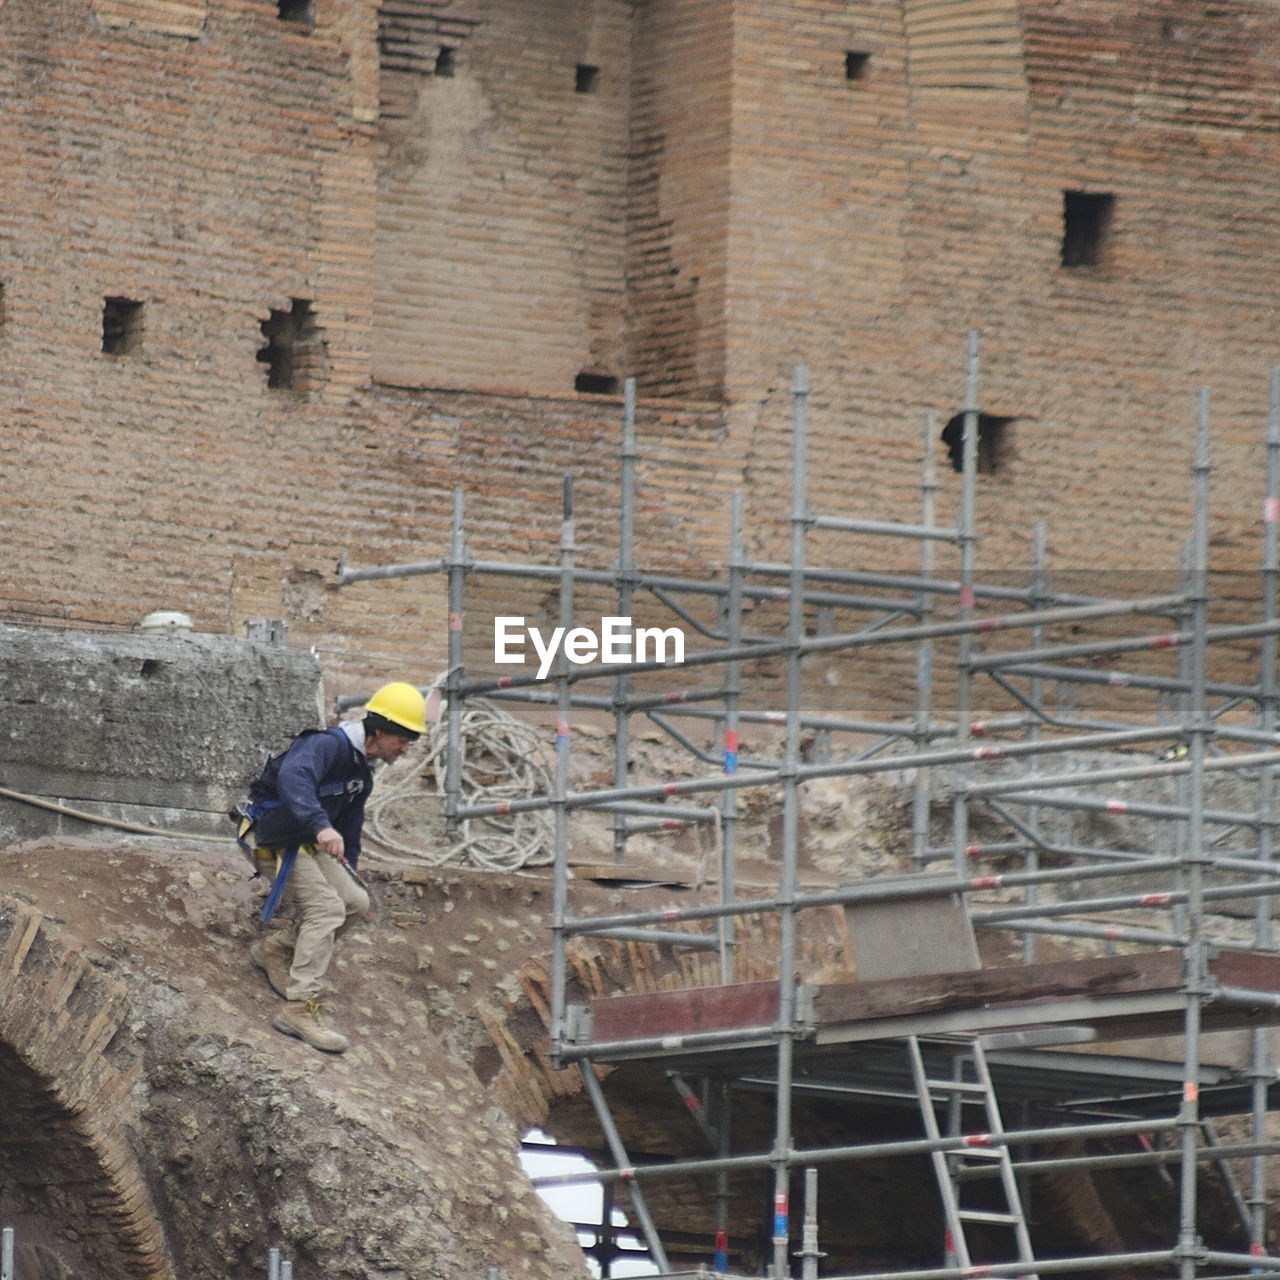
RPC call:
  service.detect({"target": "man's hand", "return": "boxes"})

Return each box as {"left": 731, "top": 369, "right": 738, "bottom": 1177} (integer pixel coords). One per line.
{"left": 315, "top": 826, "right": 345, "bottom": 860}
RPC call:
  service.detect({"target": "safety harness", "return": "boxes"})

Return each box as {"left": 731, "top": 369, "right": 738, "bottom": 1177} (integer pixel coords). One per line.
{"left": 231, "top": 728, "right": 366, "bottom": 922}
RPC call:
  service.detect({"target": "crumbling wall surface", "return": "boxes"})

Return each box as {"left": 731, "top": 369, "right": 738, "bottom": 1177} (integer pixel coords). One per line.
{"left": 0, "top": 839, "right": 592, "bottom": 1280}
{"left": 0, "top": 624, "right": 322, "bottom": 841}
{"left": 372, "top": 0, "right": 634, "bottom": 397}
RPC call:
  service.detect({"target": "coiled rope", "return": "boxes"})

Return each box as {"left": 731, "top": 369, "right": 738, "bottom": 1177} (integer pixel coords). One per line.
{"left": 364, "top": 696, "right": 555, "bottom": 871}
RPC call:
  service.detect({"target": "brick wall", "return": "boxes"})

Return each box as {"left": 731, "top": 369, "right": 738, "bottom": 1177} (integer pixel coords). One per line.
{"left": 3, "top": 0, "right": 1280, "bottom": 712}
{"left": 372, "top": 0, "right": 633, "bottom": 397}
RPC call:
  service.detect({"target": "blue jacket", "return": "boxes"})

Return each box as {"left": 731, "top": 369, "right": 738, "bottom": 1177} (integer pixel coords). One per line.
{"left": 248, "top": 726, "right": 373, "bottom": 868}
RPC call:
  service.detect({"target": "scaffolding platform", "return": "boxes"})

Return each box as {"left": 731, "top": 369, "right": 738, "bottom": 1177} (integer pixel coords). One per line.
{"left": 573, "top": 949, "right": 1280, "bottom": 1064}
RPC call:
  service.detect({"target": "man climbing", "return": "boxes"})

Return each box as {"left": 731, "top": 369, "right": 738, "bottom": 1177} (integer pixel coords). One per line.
{"left": 236, "top": 681, "right": 428, "bottom": 1052}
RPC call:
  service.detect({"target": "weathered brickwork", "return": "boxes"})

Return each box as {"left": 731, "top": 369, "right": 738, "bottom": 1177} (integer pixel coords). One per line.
{"left": 2, "top": 0, "right": 1280, "bottom": 708}
{"left": 0, "top": 901, "right": 171, "bottom": 1280}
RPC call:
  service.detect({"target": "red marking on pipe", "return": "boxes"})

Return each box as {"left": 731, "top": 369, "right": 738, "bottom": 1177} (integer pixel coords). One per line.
{"left": 663, "top": 691, "right": 687, "bottom": 704}
{"left": 976, "top": 618, "right": 999, "bottom": 632}
{"left": 619, "top": 1167, "right": 636, "bottom": 1182}
{"left": 495, "top": 802, "right": 512, "bottom": 816}
{"left": 497, "top": 677, "right": 514, "bottom": 688}
{"left": 970, "top": 720, "right": 988, "bottom": 736}
{"left": 1147, "top": 633, "right": 1178, "bottom": 650}
{"left": 1141, "top": 893, "right": 1173, "bottom": 907}
{"left": 661, "top": 820, "right": 684, "bottom": 831}
{"left": 973, "top": 745, "right": 1005, "bottom": 760}
{"left": 944, "top": 1229, "right": 956, "bottom": 1255}
{"left": 1184, "top": 1082, "right": 1200, "bottom": 1103}
{"left": 966, "top": 844, "right": 982, "bottom": 859}
{"left": 662, "top": 908, "right": 680, "bottom": 922}
{"left": 964, "top": 1268, "right": 995, "bottom": 1279}
{"left": 1266, "top": 498, "right": 1280, "bottom": 524}
{"left": 964, "top": 1133, "right": 994, "bottom": 1148}
{"left": 556, "top": 721, "right": 570, "bottom": 738}
{"left": 664, "top": 782, "right": 679, "bottom": 795}
{"left": 682, "top": 1094, "right": 704, "bottom": 1114}
{"left": 1105, "top": 928, "right": 1121, "bottom": 941}
{"left": 448, "top": 612, "right": 464, "bottom": 631}
{"left": 959, "top": 586, "right": 975, "bottom": 610}
{"left": 971, "top": 875, "right": 1002, "bottom": 890}
{"left": 725, "top": 730, "right": 740, "bottom": 752}
{"left": 1105, "top": 799, "right": 1128, "bottom": 814}
{"left": 1252, "top": 1242, "right": 1267, "bottom": 1257}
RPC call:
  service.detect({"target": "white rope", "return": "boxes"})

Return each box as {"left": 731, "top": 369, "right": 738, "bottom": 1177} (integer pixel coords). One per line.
{"left": 364, "top": 693, "right": 555, "bottom": 871}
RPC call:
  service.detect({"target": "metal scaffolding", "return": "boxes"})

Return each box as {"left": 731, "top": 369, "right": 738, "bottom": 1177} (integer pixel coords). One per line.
{"left": 337, "top": 336, "right": 1280, "bottom": 1280}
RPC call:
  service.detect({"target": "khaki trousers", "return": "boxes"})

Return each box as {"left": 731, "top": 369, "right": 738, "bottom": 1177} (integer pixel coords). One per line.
{"left": 264, "top": 846, "right": 370, "bottom": 1001}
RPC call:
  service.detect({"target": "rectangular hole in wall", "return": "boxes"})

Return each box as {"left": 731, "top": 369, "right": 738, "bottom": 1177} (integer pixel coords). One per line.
{"left": 575, "top": 64, "right": 599, "bottom": 94}
{"left": 1061, "top": 191, "right": 1115, "bottom": 268}
{"left": 435, "top": 46, "right": 456, "bottom": 76}
{"left": 102, "top": 297, "right": 144, "bottom": 356}
{"left": 845, "top": 50, "right": 871, "bottom": 80}
{"left": 277, "top": 0, "right": 313, "bottom": 26}
{"left": 257, "top": 298, "right": 328, "bottom": 393}
{"left": 575, "top": 371, "right": 617, "bottom": 395}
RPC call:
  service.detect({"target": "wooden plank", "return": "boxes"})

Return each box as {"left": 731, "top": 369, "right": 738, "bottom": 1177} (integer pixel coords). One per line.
{"left": 812, "top": 951, "right": 1185, "bottom": 1026}
{"left": 589, "top": 980, "right": 778, "bottom": 1045}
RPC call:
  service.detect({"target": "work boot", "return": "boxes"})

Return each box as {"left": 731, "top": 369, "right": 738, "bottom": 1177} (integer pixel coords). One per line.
{"left": 272, "top": 997, "right": 348, "bottom": 1054}
{"left": 249, "top": 935, "right": 293, "bottom": 999}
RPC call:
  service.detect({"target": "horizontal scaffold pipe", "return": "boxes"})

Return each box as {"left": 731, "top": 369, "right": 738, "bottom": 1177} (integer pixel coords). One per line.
{"left": 481, "top": 683, "right": 1025, "bottom": 743}
{"left": 969, "top": 618, "right": 1280, "bottom": 672}
{"left": 814, "top": 1249, "right": 1264, "bottom": 1280}
{"left": 459, "top": 593, "right": 1190, "bottom": 696}
{"left": 967, "top": 1138, "right": 1280, "bottom": 1179}
{"left": 974, "top": 877, "right": 1280, "bottom": 925}
{"left": 981, "top": 787, "right": 1275, "bottom": 828}
{"left": 966, "top": 749, "right": 1280, "bottom": 798}
{"left": 564, "top": 856, "right": 1188, "bottom": 938}
{"left": 528, "top": 1114, "right": 1181, "bottom": 1186}
{"left": 590, "top": 801, "right": 719, "bottom": 822}
{"left": 991, "top": 660, "right": 1260, "bottom": 701}
{"left": 338, "top": 555, "right": 924, "bottom": 615}
{"left": 454, "top": 724, "right": 1183, "bottom": 823}
{"left": 744, "top": 562, "right": 1137, "bottom": 610}
{"left": 995, "top": 918, "right": 1186, "bottom": 947}
{"left": 586, "top": 927, "right": 721, "bottom": 950}
{"left": 957, "top": 838, "right": 1280, "bottom": 877}
{"left": 808, "top": 514, "right": 960, "bottom": 542}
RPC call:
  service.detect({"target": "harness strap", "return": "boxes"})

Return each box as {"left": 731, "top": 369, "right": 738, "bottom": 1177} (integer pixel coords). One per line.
{"left": 259, "top": 847, "right": 298, "bottom": 924}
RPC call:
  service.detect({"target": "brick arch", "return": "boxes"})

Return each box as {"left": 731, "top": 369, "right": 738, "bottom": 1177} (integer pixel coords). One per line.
{"left": 0, "top": 897, "right": 174, "bottom": 1280}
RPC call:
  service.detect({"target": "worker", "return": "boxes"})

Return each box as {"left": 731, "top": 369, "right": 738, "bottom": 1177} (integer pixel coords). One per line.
{"left": 236, "top": 681, "right": 428, "bottom": 1053}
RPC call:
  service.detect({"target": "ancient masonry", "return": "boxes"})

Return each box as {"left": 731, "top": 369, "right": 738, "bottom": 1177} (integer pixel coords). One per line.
{"left": 2, "top": 0, "right": 1280, "bottom": 703}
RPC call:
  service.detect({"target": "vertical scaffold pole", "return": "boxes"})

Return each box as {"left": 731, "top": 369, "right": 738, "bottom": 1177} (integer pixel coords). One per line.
{"left": 1249, "top": 369, "right": 1280, "bottom": 1251}
{"left": 951, "top": 332, "right": 981, "bottom": 879}
{"left": 771, "top": 364, "right": 809, "bottom": 1278}
{"left": 613, "top": 380, "right": 639, "bottom": 864}
{"left": 1021, "top": 521, "right": 1049, "bottom": 966}
{"left": 1177, "top": 389, "right": 1213, "bottom": 1280}
{"left": 444, "top": 487, "right": 467, "bottom": 836}
{"left": 2, "top": 1227, "right": 13, "bottom": 1280}
{"left": 550, "top": 477, "right": 575, "bottom": 1059}
{"left": 912, "top": 412, "right": 938, "bottom": 867}
{"left": 720, "top": 491, "right": 745, "bottom": 984}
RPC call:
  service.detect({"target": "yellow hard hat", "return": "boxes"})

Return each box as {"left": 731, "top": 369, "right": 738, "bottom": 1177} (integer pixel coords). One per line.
{"left": 364, "top": 681, "right": 429, "bottom": 735}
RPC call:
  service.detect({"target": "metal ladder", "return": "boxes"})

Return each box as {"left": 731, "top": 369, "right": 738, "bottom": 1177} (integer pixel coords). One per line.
{"left": 907, "top": 1035, "right": 1039, "bottom": 1278}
